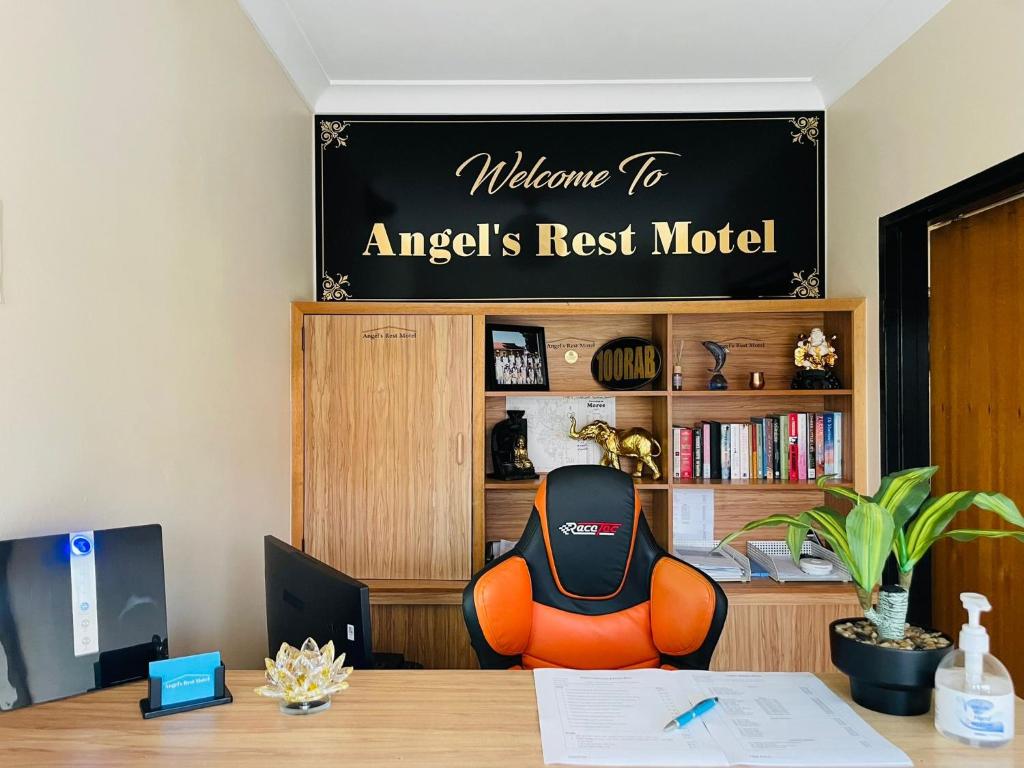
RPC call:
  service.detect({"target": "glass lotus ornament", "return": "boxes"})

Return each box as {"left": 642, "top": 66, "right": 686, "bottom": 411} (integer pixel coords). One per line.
{"left": 255, "top": 637, "right": 353, "bottom": 715}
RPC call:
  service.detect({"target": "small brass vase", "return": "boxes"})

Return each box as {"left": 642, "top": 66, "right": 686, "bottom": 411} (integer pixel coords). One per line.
{"left": 749, "top": 371, "right": 766, "bottom": 390}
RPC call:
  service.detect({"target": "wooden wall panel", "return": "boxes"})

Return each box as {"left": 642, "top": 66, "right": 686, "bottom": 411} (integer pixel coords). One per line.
{"left": 646, "top": 489, "right": 670, "bottom": 550}
{"left": 674, "top": 487, "right": 829, "bottom": 551}
{"left": 371, "top": 605, "right": 477, "bottom": 670}
{"left": 713, "top": 588, "right": 862, "bottom": 672}
{"left": 650, "top": 313, "right": 672, "bottom": 392}
{"left": 472, "top": 315, "right": 488, "bottom": 573}
{"left": 291, "top": 304, "right": 306, "bottom": 547}
{"left": 304, "top": 314, "right": 473, "bottom": 580}
{"left": 370, "top": 587, "right": 861, "bottom": 672}
{"left": 485, "top": 489, "right": 661, "bottom": 543}
{"left": 672, "top": 394, "right": 839, "bottom": 423}
{"left": 821, "top": 311, "right": 854, "bottom": 394}
{"left": 930, "top": 199, "right": 1024, "bottom": 681}
{"left": 672, "top": 312, "right": 827, "bottom": 392}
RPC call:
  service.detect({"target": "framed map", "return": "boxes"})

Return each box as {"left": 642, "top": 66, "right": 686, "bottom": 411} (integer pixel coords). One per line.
{"left": 505, "top": 396, "right": 615, "bottom": 474}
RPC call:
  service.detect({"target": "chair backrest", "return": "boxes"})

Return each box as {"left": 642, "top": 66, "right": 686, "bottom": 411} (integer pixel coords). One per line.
{"left": 464, "top": 465, "right": 727, "bottom": 669}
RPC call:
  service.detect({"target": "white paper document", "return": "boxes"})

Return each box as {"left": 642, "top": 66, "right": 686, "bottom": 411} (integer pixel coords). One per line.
{"left": 693, "top": 672, "right": 912, "bottom": 767}
{"left": 672, "top": 489, "right": 715, "bottom": 549}
{"left": 534, "top": 669, "right": 727, "bottom": 767}
{"left": 534, "top": 669, "right": 913, "bottom": 768}
{"left": 675, "top": 547, "right": 745, "bottom": 582}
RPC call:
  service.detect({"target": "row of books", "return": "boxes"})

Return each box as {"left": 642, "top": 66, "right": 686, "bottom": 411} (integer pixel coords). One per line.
{"left": 672, "top": 413, "right": 844, "bottom": 481}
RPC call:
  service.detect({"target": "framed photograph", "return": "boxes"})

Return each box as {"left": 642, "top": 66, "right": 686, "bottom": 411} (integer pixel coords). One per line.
{"left": 485, "top": 324, "right": 549, "bottom": 391}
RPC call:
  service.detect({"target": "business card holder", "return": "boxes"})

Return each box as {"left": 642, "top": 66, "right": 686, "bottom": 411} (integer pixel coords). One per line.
{"left": 139, "top": 663, "right": 233, "bottom": 719}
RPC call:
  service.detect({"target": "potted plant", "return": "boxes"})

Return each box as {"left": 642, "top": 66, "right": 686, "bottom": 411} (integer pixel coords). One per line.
{"left": 719, "top": 466, "right": 1023, "bottom": 716}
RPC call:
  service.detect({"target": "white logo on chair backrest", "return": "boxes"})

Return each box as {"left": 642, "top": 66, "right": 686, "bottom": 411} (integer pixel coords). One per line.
{"left": 558, "top": 522, "right": 622, "bottom": 536}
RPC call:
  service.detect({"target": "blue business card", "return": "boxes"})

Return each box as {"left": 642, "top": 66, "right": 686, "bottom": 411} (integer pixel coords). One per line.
{"left": 150, "top": 651, "right": 221, "bottom": 706}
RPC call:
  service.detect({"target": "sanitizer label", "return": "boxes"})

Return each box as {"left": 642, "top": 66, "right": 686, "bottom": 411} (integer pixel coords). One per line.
{"left": 936, "top": 689, "right": 1015, "bottom": 741}
{"left": 68, "top": 532, "right": 99, "bottom": 657}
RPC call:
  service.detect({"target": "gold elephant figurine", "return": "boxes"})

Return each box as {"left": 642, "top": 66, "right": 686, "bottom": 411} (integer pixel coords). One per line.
{"left": 568, "top": 416, "right": 662, "bottom": 480}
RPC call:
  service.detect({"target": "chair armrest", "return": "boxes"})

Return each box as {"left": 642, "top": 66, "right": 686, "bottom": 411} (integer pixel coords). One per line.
{"left": 650, "top": 557, "right": 718, "bottom": 656}
{"left": 463, "top": 555, "right": 533, "bottom": 667}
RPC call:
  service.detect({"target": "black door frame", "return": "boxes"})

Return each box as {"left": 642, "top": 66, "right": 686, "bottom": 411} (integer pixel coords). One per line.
{"left": 878, "top": 151, "right": 1024, "bottom": 625}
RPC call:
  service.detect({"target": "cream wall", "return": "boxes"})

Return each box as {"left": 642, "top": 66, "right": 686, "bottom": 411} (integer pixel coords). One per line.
{"left": 0, "top": 1, "right": 311, "bottom": 665}
{"left": 827, "top": 0, "right": 1024, "bottom": 487}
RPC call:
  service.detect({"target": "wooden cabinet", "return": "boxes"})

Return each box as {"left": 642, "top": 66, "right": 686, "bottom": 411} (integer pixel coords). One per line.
{"left": 293, "top": 299, "right": 867, "bottom": 671}
{"left": 302, "top": 314, "right": 473, "bottom": 581}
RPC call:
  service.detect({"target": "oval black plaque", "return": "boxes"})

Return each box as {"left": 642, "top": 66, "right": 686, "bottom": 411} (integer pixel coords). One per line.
{"left": 591, "top": 337, "right": 662, "bottom": 390}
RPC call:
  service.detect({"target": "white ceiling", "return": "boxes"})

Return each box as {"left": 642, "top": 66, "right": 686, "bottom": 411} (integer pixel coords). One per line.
{"left": 239, "top": 0, "right": 951, "bottom": 112}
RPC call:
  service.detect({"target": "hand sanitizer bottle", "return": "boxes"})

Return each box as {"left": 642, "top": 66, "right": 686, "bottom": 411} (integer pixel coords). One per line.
{"left": 935, "top": 593, "right": 1014, "bottom": 747}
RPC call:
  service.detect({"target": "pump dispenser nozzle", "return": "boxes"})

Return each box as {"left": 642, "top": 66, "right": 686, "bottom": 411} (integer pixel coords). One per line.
{"left": 961, "top": 592, "right": 991, "bottom": 628}
{"left": 959, "top": 592, "right": 992, "bottom": 686}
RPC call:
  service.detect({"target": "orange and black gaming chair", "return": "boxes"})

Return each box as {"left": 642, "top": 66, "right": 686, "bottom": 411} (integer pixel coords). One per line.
{"left": 463, "top": 465, "right": 727, "bottom": 670}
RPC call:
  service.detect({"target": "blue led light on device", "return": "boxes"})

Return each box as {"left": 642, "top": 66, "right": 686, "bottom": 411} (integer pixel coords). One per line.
{"left": 71, "top": 535, "right": 93, "bottom": 556}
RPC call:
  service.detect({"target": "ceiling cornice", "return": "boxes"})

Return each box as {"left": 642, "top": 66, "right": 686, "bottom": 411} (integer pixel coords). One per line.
{"left": 238, "top": 0, "right": 328, "bottom": 108}
{"left": 239, "top": 0, "right": 950, "bottom": 114}
{"left": 812, "top": 0, "right": 954, "bottom": 103}
{"left": 314, "top": 80, "right": 823, "bottom": 114}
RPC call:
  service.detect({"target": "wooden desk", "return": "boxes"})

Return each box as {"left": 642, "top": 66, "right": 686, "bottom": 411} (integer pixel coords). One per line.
{"left": 0, "top": 670, "right": 1019, "bottom": 767}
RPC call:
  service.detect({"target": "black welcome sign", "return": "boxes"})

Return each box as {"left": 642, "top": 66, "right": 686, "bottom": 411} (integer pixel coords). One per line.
{"left": 315, "top": 113, "right": 824, "bottom": 302}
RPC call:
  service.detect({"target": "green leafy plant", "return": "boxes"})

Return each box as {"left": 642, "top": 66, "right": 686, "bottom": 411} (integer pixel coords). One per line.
{"left": 719, "top": 467, "right": 1024, "bottom": 640}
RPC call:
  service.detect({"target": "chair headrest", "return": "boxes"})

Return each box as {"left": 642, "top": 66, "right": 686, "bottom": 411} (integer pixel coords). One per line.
{"left": 534, "top": 465, "right": 641, "bottom": 600}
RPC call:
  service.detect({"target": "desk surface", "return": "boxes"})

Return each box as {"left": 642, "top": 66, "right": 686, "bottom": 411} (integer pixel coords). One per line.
{"left": 0, "top": 670, "right": 1019, "bottom": 767}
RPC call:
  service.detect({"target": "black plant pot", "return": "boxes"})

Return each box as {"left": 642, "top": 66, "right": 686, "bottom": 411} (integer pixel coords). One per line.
{"left": 829, "top": 618, "right": 953, "bottom": 716}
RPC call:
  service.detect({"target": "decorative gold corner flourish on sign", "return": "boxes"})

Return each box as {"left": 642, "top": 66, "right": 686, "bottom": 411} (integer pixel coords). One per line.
{"left": 789, "top": 116, "right": 820, "bottom": 146}
{"left": 320, "top": 120, "right": 350, "bottom": 150}
{"left": 322, "top": 274, "right": 352, "bottom": 301}
{"left": 788, "top": 269, "right": 821, "bottom": 298}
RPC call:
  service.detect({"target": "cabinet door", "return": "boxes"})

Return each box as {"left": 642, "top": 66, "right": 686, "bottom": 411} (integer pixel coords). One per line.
{"left": 304, "top": 314, "right": 473, "bottom": 580}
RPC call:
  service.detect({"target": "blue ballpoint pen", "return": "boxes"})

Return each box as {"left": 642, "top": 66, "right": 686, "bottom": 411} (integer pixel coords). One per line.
{"left": 663, "top": 696, "right": 719, "bottom": 731}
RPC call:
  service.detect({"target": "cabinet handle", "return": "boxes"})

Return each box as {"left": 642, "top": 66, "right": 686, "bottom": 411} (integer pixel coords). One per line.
{"left": 456, "top": 433, "right": 465, "bottom": 465}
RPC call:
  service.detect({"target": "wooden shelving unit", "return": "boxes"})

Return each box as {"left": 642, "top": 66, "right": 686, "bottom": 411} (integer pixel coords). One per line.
{"left": 293, "top": 298, "right": 866, "bottom": 671}
{"left": 478, "top": 299, "right": 866, "bottom": 672}
{"left": 671, "top": 478, "right": 854, "bottom": 490}
{"left": 485, "top": 474, "right": 671, "bottom": 490}
{"left": 481, "top": 301, "right": 866, "bottom": 561}
{"left": 673, "top": 389, "right": 854, "bottom": 398}
{"left": 485, "top": 389, "right": 670, "bottom": 398}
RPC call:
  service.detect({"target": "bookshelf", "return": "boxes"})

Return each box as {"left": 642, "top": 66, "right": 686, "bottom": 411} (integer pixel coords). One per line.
{"left": 480, "top": 302, "right": 865, "bottom": 566}
{"left": 293, "top": 298, "right": 866, "bottom": 670}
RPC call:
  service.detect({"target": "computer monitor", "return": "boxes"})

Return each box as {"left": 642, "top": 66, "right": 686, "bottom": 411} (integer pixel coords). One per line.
{"left": 0, "top": 524, "right": 168, "bottom": 711}
{"left": 264, "top": 536, "right": 373, "bottom": 669}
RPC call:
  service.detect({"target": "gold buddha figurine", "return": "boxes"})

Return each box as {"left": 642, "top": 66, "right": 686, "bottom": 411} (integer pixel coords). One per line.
{"left": 512, "top": 434, "right": 535, "bottom": 473}
{"left": 794, "top": 327, "right": 838, "bottom": 371}
{"left": 792, "top": 327, "right": 841, "bottom": 389}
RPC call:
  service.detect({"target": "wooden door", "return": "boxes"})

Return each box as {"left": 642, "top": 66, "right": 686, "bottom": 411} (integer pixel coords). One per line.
{"left": 930, "top": 196, "right": 1024, "bottom": 680}
{"left": 304, "top": 314, "right": 473, "bottom": 580}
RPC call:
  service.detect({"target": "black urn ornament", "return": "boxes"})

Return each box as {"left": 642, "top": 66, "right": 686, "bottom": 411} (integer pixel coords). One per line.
{"left": 489, "top": 410, "right": 539, "bottom": 481}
